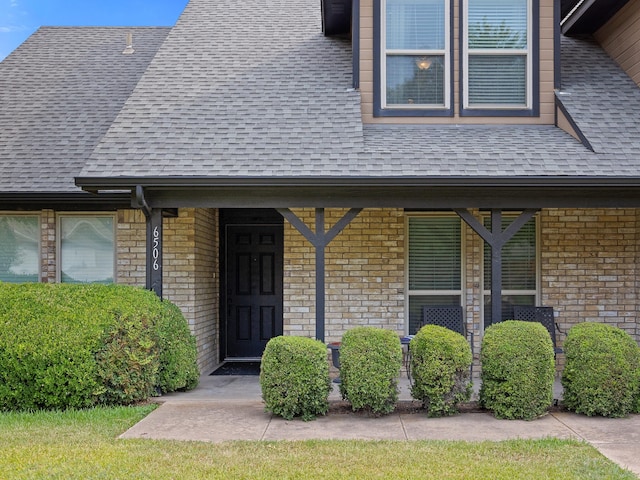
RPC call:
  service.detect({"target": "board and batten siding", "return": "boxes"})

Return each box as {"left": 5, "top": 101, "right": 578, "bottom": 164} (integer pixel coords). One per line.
{"left": 594, "top": 0, "right": 640, "bottom": 87}
{"left": 360, "top": 0, "right": 556, "bottom": 124}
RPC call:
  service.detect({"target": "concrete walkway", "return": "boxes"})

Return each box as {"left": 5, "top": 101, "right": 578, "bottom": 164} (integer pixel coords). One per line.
{"left": 121, "top": 375, "right": 640, "bottom": 477}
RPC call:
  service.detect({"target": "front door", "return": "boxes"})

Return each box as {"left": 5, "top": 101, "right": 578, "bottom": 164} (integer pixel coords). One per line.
{"left": 224, "top": 223, "right": 283, "bottom": 359}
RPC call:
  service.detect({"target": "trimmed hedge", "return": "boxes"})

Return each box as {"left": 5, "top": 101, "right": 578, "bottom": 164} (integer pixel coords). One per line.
{"left": 410, "top": 325, "right": 472, "bottom": 417}
{"left": 260, "top": 336, "right": 331, "bottom": 421}
{"left": 339, "top": 327, "right": 403, "bottom": 415}
{"left": 0, "top": 282, "right": 199, "bottom": 411}
{"left": 562, "top": 322, "right": 640, "bottom": 417}
{"left": 479, "top": 320, "right": 555, "bottom": 420}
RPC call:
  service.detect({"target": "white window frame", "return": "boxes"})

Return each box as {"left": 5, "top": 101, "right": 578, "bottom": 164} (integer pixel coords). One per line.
{"left": 462, "top": 0, "right": 533, "bottom": 110}
{"left": 405, "top": 213, "right": 465, "bottom": 334}
{"left": 56, "top": 213, "right": 117, "bottom": 284}
{"left": 381, "top": 0, "right": 451, "bottom": 110}
{"left": 0, "top": 212, "right": 41, "bottom": 283}
{"left": 480, "top": 213, "right": 540, "bottom": 328}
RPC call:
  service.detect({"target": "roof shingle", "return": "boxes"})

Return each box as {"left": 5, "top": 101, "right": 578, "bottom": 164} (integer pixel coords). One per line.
{"left": 0, "top": 26, "right": 170, "bottom": 193}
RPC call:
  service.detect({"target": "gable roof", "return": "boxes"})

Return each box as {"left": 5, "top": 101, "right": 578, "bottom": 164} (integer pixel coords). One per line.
{"left": 0, "top": 26, "right": 170, "bottom": 198}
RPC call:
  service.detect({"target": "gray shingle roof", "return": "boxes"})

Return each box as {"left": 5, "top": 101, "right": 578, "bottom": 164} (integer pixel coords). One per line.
{"left": 81, "top": 0, "right": 364, "bottom": 179}
{"left": 81, "top": 0, "right": 639, "bottom": 183}
{"left": 3, "top": 1, "right": 639, "bottom": 194}
{"left": 558, "top": 35, "right": 640, "bottom": 158}
{"left": 0, "top": 26, "right": 170, "bottom": 193}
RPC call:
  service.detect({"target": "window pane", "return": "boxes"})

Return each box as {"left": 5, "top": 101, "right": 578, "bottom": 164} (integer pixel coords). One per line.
{"left": 468, "top": 55, "right": 526, "bottom": 105}
{"left": 386, "top": 0, "right": 445, "bottom": 50}
{"left": 0, "top": 216, "right": 39, "bottom": 283}
{"left": 468, "top": 0, "right": 527, "bottom": 49}
{"left": 483, "top": 216, "right": 536, "bottom": 290}
{"left": 409, "top": 294, "right": 461, "bottom": 334}
{"left": 60, "top": 216, "right": 114, "bottom": 284}
{"left": 387, "top": 55, "right": 445, "bottom": 105}
{"left": 408, "top": 217, "right": 461, "bottom": 290}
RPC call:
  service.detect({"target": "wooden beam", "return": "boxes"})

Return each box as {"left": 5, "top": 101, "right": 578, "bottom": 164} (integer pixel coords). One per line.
{"left": 276, "top": 208, "right": 362, "bottom": 342}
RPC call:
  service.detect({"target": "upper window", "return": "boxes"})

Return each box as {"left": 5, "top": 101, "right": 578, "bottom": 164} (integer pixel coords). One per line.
{"left": 462, "top": 0, "right": 537, "bottom": 114}
{"left": 58, "top": 215, "right": 115, "bottom": 284}
{"left": 0, "top": 215, "right": 40, "bottom": 283}
{"left": 376, "top": 0, "right": 452, "bottom": 116}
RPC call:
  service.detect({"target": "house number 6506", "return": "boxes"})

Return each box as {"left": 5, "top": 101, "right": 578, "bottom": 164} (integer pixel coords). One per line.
{"left": 152, "top": 226, "right": 160, "bottom": 271}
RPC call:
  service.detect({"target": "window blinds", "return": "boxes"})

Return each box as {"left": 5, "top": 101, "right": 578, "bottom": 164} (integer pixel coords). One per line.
{"left": 408, "top": 216, "right": 461, "bottom": 290}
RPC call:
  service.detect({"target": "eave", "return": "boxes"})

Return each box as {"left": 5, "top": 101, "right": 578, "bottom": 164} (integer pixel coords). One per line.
{"left": 562, "top": 0, "right": 632, "bottom": 35}
{"left": 0, "top": 192, "right": 131, "bottom": 211}
{"left": 74, "top": 176, "right": 640, "bottom": 210}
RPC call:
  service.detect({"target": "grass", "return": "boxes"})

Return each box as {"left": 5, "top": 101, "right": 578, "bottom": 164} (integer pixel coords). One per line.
{"left": 0, "top": 406, "right": 636, "bottom": 479}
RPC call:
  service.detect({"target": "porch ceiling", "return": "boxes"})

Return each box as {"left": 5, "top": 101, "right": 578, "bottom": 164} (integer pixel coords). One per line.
{"left": 76, "top": 176, "right": 640, "bottom": 209}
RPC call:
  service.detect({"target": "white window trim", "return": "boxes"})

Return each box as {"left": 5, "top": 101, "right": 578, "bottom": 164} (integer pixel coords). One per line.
{"left": 381, "top": 0, "right": 451, "bottom": 110}
{"left": 404, "top": 212, "right": 465, "bottom": 334}
{"left": 480, "top": 213, "right": 540, "bottom": 329}
{"left": 56, "top": 212, "right": 117, "bottom": 284}
{"left": 462, "top": 0, "right": 533, "bottom": 110}
{"left": 0, "top": 212, "right": 42, "bottom": 282}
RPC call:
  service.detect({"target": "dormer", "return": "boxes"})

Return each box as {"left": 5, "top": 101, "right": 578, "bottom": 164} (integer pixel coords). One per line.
{"left": 323, "top": 0, "right": 558, "bottom": 125}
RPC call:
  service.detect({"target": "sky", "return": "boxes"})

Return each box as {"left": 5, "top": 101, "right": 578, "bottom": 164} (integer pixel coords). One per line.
{"left": 0, "top": 0, "right": 189, "bottom": 61}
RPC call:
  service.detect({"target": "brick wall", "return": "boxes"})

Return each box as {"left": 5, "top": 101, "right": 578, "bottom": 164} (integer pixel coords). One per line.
{"left": 541, "top": 209, "right": 639, "bottom": 344}
{"left": 283, "top": 208, "right": 405, "bottom": 343}
{"left": 116, "top": 208, "right": 220, "bottom": 374}
{"left": 116, "top": 209, "right": 146, "bottom": 286}
{"left": 22, "top": 206, "right": 640, "bottom": 375}
{"left": 40, "top": 209, "right": 56, "bottom": 283}
{"left": 161, "top": 208, "right": 219, "bottom": 374}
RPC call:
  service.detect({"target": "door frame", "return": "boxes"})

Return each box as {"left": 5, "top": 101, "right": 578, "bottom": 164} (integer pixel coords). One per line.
{"left": 219, "top": 209, "right": 284, "bottom": 362}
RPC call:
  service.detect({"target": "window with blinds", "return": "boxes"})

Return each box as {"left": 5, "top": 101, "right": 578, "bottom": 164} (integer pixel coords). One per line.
{"left": 59, "top": 215, "right": 115, "bottom": 284}
{"left": 382, "top": 0, "right": 450, "bottom": 109}
{"left": 463, "top": 0, "right": 531, "bottom": 109}
{"left": 0, "top": 215, "right": 39, "bottom": 283}
{"left": 407, "top": 216, "right": 462, "bottom": 334}
{"left": 482, "top": 214, "right": 537, "bottom": 326}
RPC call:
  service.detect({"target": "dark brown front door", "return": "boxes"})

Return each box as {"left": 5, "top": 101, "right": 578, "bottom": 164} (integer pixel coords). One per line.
{"left": 224, "top": 223, "right": 283, "bottom": 359}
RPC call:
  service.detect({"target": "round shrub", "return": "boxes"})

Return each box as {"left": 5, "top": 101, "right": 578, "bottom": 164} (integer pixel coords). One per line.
{"left": 339, "top": 327, "right": 403, "bottom": 415}
{"left": 562, "top": 322, "right": 640, "bottom": 417}
{"left": 0, "top": 283, "right": 199, "bottom": 411}
{"left": 154, "top": 301, "right": 199, "bottom": 393}
{"left": 479, "top": 320, "right": 555, "bottom": 420}
{"left": 260, "top": 336, "right": 331, "bottom": 421}
{"left": 410, "top": 325, "right": 472, "bottom": 417}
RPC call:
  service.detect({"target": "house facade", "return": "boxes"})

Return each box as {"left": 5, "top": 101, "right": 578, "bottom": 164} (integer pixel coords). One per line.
{"left": 1, "top": 0, "right": 639, "bottom": 376}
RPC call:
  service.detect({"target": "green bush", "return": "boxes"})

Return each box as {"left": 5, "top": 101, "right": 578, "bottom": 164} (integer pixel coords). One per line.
{"left": 339, "top": 327, "right": 403, "bottom": 415}
{"left": 479, "top": 320, "right": 555, "bottom": 420}
{"left": 154, "top": 301, "right": 199, "bottom": 393}
{"left": 260, "top": 336, "right": 331, "bottom": 421}
{"left": 410, "top": 325, "right": 472, "bottom": 417}
{"left": 0, "top": 283, "right": 199, "bottom": 411}
{"left": 562, "top": 322, "right": 640, "bottom": 417}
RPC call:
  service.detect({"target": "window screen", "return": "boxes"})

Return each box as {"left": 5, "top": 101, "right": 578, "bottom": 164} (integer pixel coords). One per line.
{"left": 465, "top": 0, "right": 530, "bottom": 108}
{"left": 60, "top": 216, "right": 115, "bottom": 284}
{"left": 407, "top": 216, "right": 462, "bottom": 333}
{"left": 0, "top": 215, "right": 39, "bottom": 283}
{"left": 384, "top": 0, "right": 449, "bottom": 108}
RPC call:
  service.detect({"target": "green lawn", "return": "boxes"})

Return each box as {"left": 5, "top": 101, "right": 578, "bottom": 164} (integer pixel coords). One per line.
{"left": 0, "top": 406, "right": 635, "bottom": 479}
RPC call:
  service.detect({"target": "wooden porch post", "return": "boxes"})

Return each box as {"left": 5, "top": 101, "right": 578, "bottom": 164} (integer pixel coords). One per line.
{"left": 134, "top": 185, "right": 163, "bottom": 299}
{"left": 455, "top": 208, "right": 538, "bottom": 325}
{"left": 277, "top": 208, "right": 362, "bottom": 342}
